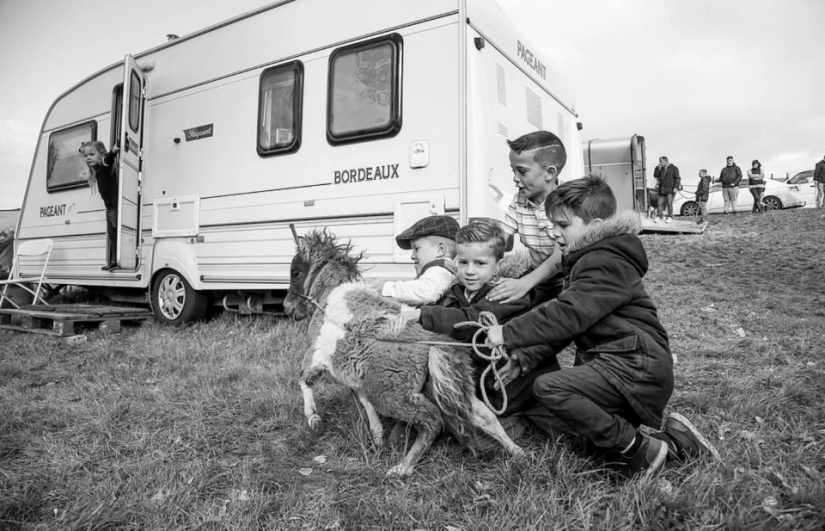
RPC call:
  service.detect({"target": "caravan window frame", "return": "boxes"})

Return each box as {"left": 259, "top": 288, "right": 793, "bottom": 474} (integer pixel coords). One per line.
{"left": 127, "top": 69, "right": 142, "bottom": 133}
{"left": 257, "top": 60, "right": 304, "bottom": 157}
{"left": 111, "top": 83, "right": 124, "bottom": 149}
{"left": 46, "top": 120, "right": 98, "bottom": 193}
{"left": 326, "top": 33, "right": 403, "bottom": 146}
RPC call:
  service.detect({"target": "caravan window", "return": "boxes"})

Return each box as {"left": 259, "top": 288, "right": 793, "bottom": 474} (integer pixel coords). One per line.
{"left": 128, "top": 69, "right": 142, "bottom": 132}
{"left": 257, "top": 61, "right": 303, "bottom": 156}
{"left": 327, "top": 34, "right": 402, "bottom": 145}
{"left": 46, "top": 121, "right": 98, "bottom": 192}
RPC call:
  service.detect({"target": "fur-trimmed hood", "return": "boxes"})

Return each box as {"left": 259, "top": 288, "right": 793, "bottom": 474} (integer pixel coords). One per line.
{"left": 565, "top": 210, "right": 641, "bottom": 254}
{"left": 563, "top": 210, "right": 646, "bottom": 278}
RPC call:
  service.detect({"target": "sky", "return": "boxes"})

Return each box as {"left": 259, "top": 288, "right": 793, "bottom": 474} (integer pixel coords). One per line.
{"left": 1, "top": 0, "right": 823, "bottom": 210}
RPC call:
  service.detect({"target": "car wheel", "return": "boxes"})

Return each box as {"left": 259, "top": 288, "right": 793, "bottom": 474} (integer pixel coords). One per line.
{"left": 680, "top": 201, "right": 700, "bottom": 217}
{"left": 151, "top": 268, "right": 208, "bottom": 325}
{"left": 763, "top": 196, "right": 782, "bottom": 211}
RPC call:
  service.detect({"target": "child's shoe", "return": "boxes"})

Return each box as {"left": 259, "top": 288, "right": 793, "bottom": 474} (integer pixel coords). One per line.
{"left": 665, "top": 217, "right": 673, "bottom": 224}
{"left": 624, "top": 435, "right": 668, "bottom": 479}
{"left": 653, "top": 412, "right": 721, "bottom": 462}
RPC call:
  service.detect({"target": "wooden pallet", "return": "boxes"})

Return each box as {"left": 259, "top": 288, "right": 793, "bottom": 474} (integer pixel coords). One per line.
{"left": 0, "top": 304, "right": 152, "bottom": 336}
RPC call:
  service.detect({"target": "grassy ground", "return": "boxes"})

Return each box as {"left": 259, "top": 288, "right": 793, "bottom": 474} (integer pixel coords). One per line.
{"left": 1, "top": 208, "right": 824, "bottom": 530}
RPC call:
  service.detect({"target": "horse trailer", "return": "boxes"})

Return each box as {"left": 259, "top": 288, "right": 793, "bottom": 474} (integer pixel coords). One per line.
{"left": 583, "top": 135, "right": 649, "bottom": 215}
{"left": 13, "top": 0, "right": 584, "bottom": 323}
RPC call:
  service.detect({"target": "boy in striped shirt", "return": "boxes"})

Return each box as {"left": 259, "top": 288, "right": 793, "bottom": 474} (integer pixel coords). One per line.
{"left": 488, "top": 131, "right": 566, "bottom": 305}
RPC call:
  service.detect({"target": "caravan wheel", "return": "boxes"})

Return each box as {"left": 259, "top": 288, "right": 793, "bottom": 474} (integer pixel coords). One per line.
{"left": 151, "top": 269, "right": 208, "bottom": 325}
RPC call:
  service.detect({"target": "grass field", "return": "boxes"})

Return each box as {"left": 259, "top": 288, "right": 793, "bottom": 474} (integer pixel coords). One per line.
{"left": 1, "top": 208, "right": 824, "bottom": 530}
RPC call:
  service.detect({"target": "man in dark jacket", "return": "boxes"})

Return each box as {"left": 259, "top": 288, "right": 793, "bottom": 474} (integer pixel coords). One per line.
{"left": 814, "top": 155, "right": 825, "bottom": 208}
{"left": 486, "top": 175, "right": 720, "bottom": 478}
{"left": 653, "top": 156, "right": 681, "bottom": 223}
{"left": 719, "top": 156, "right": 742, "bottom": 214}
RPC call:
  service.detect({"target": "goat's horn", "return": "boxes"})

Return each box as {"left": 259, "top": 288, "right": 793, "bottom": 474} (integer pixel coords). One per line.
{"left": 289, "top": 223, "right": 299, "bottom": 244}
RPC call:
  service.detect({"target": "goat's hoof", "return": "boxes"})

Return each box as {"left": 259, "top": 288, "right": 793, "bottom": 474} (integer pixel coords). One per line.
{"left": 386, "top": 464, "right": 413, "bottom": 478}
{"left": 307, "top": 414, "right": 324, "bottom": 434}
{"left": 510, "top": 444, "right": 526, "bottom": 458}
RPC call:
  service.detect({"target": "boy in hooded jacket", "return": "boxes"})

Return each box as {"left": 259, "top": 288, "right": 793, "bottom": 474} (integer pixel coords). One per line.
{"left": 695, "top": 169, "right": 712, "bottom": 223}
{"left": 485, "top": 174, "right": 720, "bottom": 478}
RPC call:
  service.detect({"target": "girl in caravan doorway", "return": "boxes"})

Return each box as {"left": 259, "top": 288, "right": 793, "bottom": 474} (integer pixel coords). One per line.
{"left": 80, "top": 141, "right": 120, "bottom": 270}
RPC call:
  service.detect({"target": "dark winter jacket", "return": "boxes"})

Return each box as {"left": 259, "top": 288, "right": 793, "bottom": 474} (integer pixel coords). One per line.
{"left": 719, "top": 164, "right": 742, "bottom": 188}
{"left": 654, "top": 164, "right": 681, "bottom": 195}
{"left": 815, "top": 160, "right": 825, "bottom": 184}
{"left": 695, "top": 175, "right": 712, "bottom": 202}
{"left": 93, "top": 151, "right": 120, "bottom": 210}
{"left": 500, "top": 210, "right": 674, "bottom": 428}
{"left": 420, "top": 281, "right": 557, "bottom": 376}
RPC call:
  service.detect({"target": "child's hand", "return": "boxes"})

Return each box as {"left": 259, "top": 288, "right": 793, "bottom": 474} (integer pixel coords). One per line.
{"left": 487, "top": 277, "right": 530, "bottom": 303}
{"left": 493, "top": 354, "right": 520, "bottom": 390}
{"left": 112, "top": 146, "right": 120, "bottom": 154}
{"left": 485, "top": 325, "right": 504, "bottom": 347}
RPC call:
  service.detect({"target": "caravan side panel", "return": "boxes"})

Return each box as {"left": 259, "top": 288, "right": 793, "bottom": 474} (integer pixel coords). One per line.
{"left": 464, "top": 0, "right": 583, "bottom": 224}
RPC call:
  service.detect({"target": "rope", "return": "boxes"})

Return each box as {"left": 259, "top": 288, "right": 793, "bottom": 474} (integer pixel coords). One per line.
{"left": 454, "top": 311, "right": 510, "bottom": 416}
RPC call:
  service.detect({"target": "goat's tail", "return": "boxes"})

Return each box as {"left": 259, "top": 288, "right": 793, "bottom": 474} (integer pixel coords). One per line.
{"left": 427, "top": 345, "right": 480, "bottom": 443}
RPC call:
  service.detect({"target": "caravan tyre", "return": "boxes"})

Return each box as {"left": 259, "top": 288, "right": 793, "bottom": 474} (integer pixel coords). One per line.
{"left": 151, "top": 269, "right": 208, "bottom": 325}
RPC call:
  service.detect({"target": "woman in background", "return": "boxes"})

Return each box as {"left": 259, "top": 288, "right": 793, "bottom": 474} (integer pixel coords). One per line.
{"left": 747, "top": 159, "right": 766, "bottom": 213}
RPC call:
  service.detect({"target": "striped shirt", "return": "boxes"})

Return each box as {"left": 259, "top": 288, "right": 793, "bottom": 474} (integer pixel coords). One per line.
{"left": 500, "top": 192, "right": 556, "bottom": 267}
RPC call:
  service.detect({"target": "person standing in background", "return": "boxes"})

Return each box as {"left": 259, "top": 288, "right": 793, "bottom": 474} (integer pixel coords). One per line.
{"left": 815, "top": 155, "right": 825, "bottom": 209}
{"left": 719, "top": 156, "right": 742, "bottom": 214}
{"left": 747, "top": 160, "right": 766, "bottom": 213}
{"left": 695, "top": 169, "right": 711, "bottom": 224}
{"left": 653, "top": 156, "right": 681, "bottom": 224}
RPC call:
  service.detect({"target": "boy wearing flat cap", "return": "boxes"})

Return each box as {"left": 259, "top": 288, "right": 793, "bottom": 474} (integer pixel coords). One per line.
{"left": 380, "top": 215, "right": 459, "bottom": 304}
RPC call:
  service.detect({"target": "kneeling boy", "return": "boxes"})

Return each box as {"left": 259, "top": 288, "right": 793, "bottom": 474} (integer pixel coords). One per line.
{"left": 486, "top": 175, "right": 720, "bottom": 478}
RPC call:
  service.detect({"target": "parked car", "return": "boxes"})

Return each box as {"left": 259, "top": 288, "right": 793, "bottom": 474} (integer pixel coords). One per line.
{"left": 673, "top": 177, "right": 805, "bottom": 217}
{"left": 786, "top": 170, "right": 816, "bottom": 208}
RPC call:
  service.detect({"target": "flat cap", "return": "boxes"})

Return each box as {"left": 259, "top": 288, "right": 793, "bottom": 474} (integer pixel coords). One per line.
{"left": 395, "top": 215, "right": 460, "bottom": 250}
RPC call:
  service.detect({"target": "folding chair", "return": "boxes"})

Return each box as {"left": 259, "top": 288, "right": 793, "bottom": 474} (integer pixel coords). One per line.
{"left": 0, "top": 239, "right": 54, "bottom": 309}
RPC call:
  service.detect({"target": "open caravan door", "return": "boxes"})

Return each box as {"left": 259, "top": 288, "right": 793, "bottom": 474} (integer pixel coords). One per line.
{"left": 116, "top": 54, "right": 146, "bottom": 270}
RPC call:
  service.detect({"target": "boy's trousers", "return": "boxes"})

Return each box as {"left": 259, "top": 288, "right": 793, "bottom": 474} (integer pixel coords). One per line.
{"left": 531, "top": 363, "right": 643, "bottom": 453}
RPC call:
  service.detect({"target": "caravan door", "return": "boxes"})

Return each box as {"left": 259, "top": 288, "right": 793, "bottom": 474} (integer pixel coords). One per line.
{"left": 116, "top": 55, "right": 146, "bottom": 270}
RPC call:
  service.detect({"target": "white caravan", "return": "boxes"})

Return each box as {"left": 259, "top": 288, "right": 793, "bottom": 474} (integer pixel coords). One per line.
{"left": 13, "top": 0, "right": 584, "bottom": 323}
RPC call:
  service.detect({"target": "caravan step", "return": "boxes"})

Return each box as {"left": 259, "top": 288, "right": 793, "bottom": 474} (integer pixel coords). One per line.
{"left": 0, "top": 304, "right": 151, "bottom": 336}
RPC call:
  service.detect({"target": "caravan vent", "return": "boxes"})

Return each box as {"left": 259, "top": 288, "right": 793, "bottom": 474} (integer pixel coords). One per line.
{"left": 497, "top": 123, "right": 508, "bottom": 137}
{"left": 557, "top": 112, "right": 565, "bottom": 137}
{"left": 496, "top": 63, "right": 506, "bottom": 105}
{"left": 526, "top": 88, "right": 542, "bottom": 128}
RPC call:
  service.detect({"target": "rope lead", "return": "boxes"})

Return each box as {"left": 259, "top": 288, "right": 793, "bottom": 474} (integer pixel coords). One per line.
{"left": 455, "top": 311, "right": 510, "bottom": 416}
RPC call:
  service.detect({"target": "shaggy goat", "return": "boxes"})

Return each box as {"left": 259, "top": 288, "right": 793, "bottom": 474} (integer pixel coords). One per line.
{"left": 283, "top": 230, "right": 523, "bottom": 477}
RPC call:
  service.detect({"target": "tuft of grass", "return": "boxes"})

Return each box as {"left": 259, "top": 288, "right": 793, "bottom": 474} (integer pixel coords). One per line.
{"left": 1, "top": 208, "right": 825, "bottom": 530}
